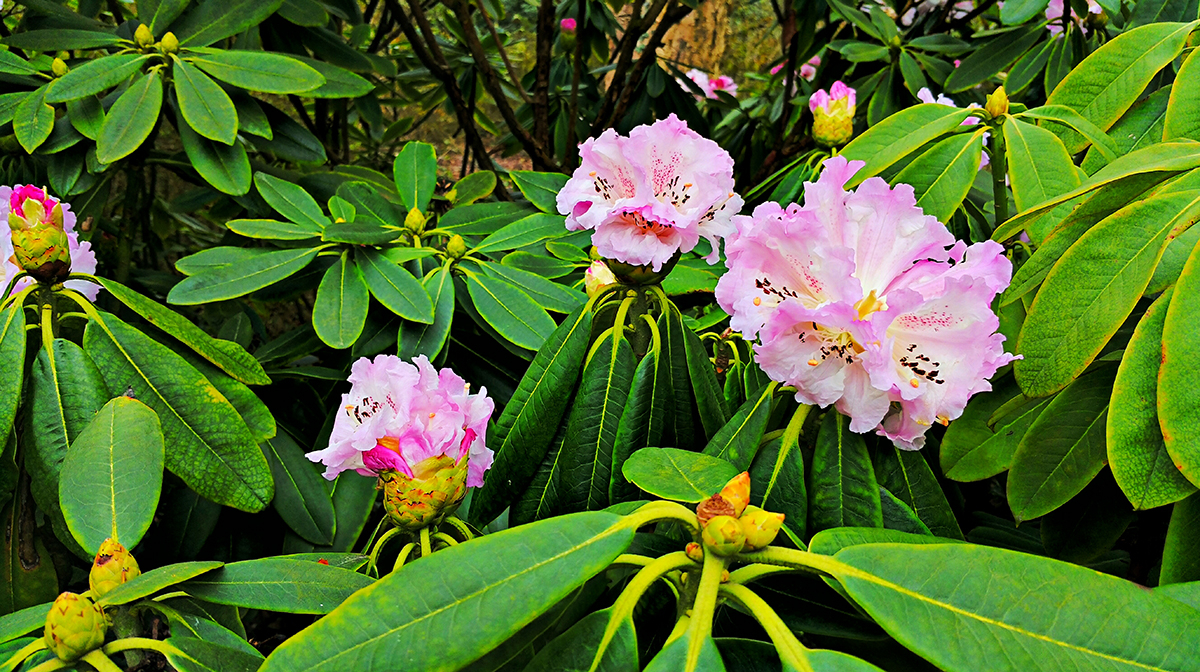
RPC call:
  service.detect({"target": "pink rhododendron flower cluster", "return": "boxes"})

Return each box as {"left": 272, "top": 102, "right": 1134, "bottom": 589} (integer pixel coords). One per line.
{"left": 0, "top": 185, "right": 98, "bottom": 301}
{"left": 557, "top": 114, "right": 743, "bottom": 271}
{"left": 306, "top": 355, "right": 494, "bottom": 486}
{"left": 716, "top": 156, "right": 1016, "bottom": 449}
{"left": 682, "top": 69, "right": 737, "bottom": 99}
{"left": 560, "top": 17, "right": 576, "bottom": 32}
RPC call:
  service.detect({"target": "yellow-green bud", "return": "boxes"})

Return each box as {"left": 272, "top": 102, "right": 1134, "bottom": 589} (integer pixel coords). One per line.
{"left": 51, "top": 58, "right": 69, "bottom": 78}
{"left": 584, "top": 260, "right": 617, "bottom": 298}
{"left": 985, "top": 86, "right": 1009, "bottom": 119}
{"left": 134, "top": 24, "right": 154, "bottom": 48}
{"left": 588, "top": 245, "right": 602, "bottom": 261}
{"left": 701, "top": 515, "right": 746, "bottom": 557}
{"left": 404, "top": 207, "right": 427, "bottom": 234}
{"left": 445, "top": 188, "right": 458, "bottom": 203}
{"left": 380, "top": 454, "right": 469, "bottom": 532}
{"left": 739, "top": 505, "right": 785, "bottom": 551}
{"left": 446, "top": 234, "right": 467, "bottom": 260}
{"left": 44, "top": 593, "right": 106, "bottom": 662}
{"left": 717, "top": 472, "right": 751, "bottom": 518}
{"left": 89, "top": 539, "right": 140, "bottom": 599}
{"left": 811, "top": 83, "right": 856, "bottom": 148}
{"left": 160, "top": 32, "right": 180, "bottom": 54}
{"left": 684, "top": 541, "right": 704, "bottom": 563}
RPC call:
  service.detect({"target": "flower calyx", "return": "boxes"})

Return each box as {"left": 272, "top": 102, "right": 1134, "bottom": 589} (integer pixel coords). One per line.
{"left": 701, "top": 515, "right": 746, "bottom": 557}
{"left": 89, "top": 538, "right": 140, "bottom": 599}
{"left": 44, "top": 592, "right": 107, "bottom": 662}
{"left": 380, "top": 453, "right": 470, "bottom": 532}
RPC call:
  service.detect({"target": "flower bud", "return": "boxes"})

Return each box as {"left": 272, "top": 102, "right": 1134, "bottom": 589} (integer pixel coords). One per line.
{"left": 560, "top": 18, "right": 577, "bottom": 33}
{"left": 684, "top": 541, "right": 704, "bottom": 563}
{"left": 44, "top": 593, "right": 106, "bottom": 662}
{"left": 7, "top": 185, "right": 72, "bottom": 282}
{"left": 89, "top": 539, "right": 140, "bottom": 599}
{"left": 404, "top": 207, "right": 427, "bottom": 234}
{"left": 717, "top": 472, "right": 751, "bottom": 517}
{"left": 985, "top": 86, "right": 1009, "bottom": 118}
{"left": 810, "top": 81, "right": 856, "bottom": 148}
{"left": 739, "top": 505, "right": 785, "bottom": 551}
{"left": 701, "top": 515, "right": 745, "bottom": 557}
{"left": 380, "top": 453, "right": 469, "bottom": 532}
{"left": 51, "top": 58, "right": 69, "bottom": 78}
{"left": 160, "top": 32, "right": 180, "bottom": 54}
{"left": 560, "top": 18, "right": 577, "bottom": 52}
{"left": 584, "top": 260, "right": 617, "bottom": 298}
{"left": 135, "top": 24, "right": 154, "bottom": 48}
{"left": 446, "top": 234, "right": 467, "bottom": 260}
{"left": 696, "top": 493, "right": 736, "bottom": 527}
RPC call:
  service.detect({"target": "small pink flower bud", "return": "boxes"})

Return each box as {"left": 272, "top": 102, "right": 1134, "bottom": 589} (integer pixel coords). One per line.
{"left": 810, "top": 81, "right": 856, "bottom": 148}
{"left": 560, "top": 18, "right": 576, "bottom": 33}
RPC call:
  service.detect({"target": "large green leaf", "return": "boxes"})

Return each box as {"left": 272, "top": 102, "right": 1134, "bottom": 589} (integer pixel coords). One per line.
{"left": 469, "top": 304, "right": 592, "bottom": 526}
{"left": 227, "top": 219, "right": 322, "bottom": 240}
{"left": 173, "top": 0, "right": 286, "bottom": 46}
{"left": 1160, "top": 239, "right": 1200, "bottom": 487}
{"left": 750, "top": 430, "right": 807, "bottom": 544}
{"left": 1007, "top": 366, "right": 1116, "bottom": 522}
{"left": 520, "top": 608, "right": 638, "bottom": 672}
{"left": 558, "top": 330, "right": 635, "bottom": 512}
{"left": 59, "top": 396, "right": 164, "bottom": 555}
{"left": 14, "top": 86, "right": 53, "bottom": 154}
{"left": 168, "top": 247, "right": 321, "bottom": 304}
{"left": 893, "top": 129, "right": 984, "bottom": 225}
{"left": 644, "top": 630, "right": 724, "bottom": 672}
{"left": 1161, "top": 493, "right": 1200, "bottom": 584}
{"left": 97, "top": 561, "right": 224, "bottom": 607}
{"left": 166, "top": 637, "right": 263, "bottom": 672}
{"left": 176, "top": 107, "right": 251, "bottom": 195}
{"left": 355, "top": 248, "right": 434, "bottom": 323}
{"left": 143, "top": 0, "right": 190, "bottom": 34}
{"left": 684, "top": 317, "right": 730, "bottom": 443}
{"left": 3, "top": 29, "right": 122, "bottom": 50}
{"left": 464, "top": 270, "right": 555, "bottom": 351}
{"left": 1081, "top": 88, "right": 1170, "bottom": 175}
{"left": 336, "top": 181, "right": 400, "bottom": 226}
{"left": 251, "top": 101, "right": 327, "bottom": 163}
{"left": 313, "top": 252, "right": 369, "bottom": 349}
{"left": 84, "top": 316, "right": 273, "bottom": 512}
{"left": 622, "top": 447, "right": 737, "bottom": 503}
{"left": 510, "top": 425, "right": 569, "bottom": 525}
{"left": 480, "top": 261, "right": 583, "bottom": 314}
{"left": 1108, "top": 288, "right": 1196, "bottom": 509}
{"left": 810, "top": 412, "right": 883, "bottom": 533}
{"left": 1000, "top": 0, "right": 1050, "bottom": 23}
{"left": 289, "top": 56, "right": 373, "bottom": 99}
{"left": 262, "top": 431, "right": 335, "bottom": 546}
{"left": 46, "top": 54, "right": 152, "bottom": 103}
{"left": 831, "top": 542, "right": 1200, "bottom": 671}
{"left": 840, "top": 106, "right": 976, "bottom": 187}
{"left": 393, "top": 141, "right": 438, "bottom": 213}
{"left": 873, "top": 447, "right": 962, "bottom": 539}
{"left": 440, "top": 202, "right": 536, "bottom": 235}
{"left": 96, "top": 70, "right": 163, "bottom": 163}
{"left": 611, "top": 346, "right": 666, "bottom": 504}
{"left": 258, "top": 512, "right": 634, "bottom": 672}
{"left": 254, "top": 172, "right": 330, "bottom": 232}
{"left": 1016, "top": 172, "right": 1200, "bottom": 397}
{"left": 941, "top": 377, "right": 1051, "bottom": 482}
{"left": 473, "top": 213, "right": 569, "bottom": 256}
{"left": 1003, "top": 118, "right": 1081, "bottom": 236}
{"left": 0, "top": 304, "right": 22, "bottom": 451}
{"left": 703, "top": 384, "right": 775, "bottom": 471}
{"left": 181, "top": 558, "right": 371, "bottom": 614}
{"left": 0, "top": 602, "right": 52, "bottom": 643}
{"left": 190, "top": 51, "right": 324, "bottom": 95}
{"left": 174, "top": 57, "right": 238, "bottom": 145}
{"left": 1043, "top": 21, "right": 1196, "bottom": 153}
{"left": 1166, "top": 49, "right": 1200, "bottom": 142}
{"left": 510, "top": 171, "right": 569, "bottom": 214}
{"left": 398, "top": 264, "right": 454, "bottom": 361}
{"left": 659, "top": 304, "right": 697, "bottom": 447}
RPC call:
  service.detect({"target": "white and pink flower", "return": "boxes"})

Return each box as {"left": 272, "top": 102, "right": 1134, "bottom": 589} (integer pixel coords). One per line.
{"left": 0, "top": 185, "right": 98, "bottom": 301}
{"left": 557, "top": 114, "right": 743, "bottom": 271}
{"left": 307, "top": 354, "right": 495, "bottom": 486}
{"left": 682, "top": 69, "right": 737, "bottom": 99}
{"left": 1045, "top": 0, "right": 1101, "bottom": 35}
{"left": 715, "top": 156, "right": 1016, "bottom": 449}
{"left": 916, "top": 87, "right": 989, "bottom": 168}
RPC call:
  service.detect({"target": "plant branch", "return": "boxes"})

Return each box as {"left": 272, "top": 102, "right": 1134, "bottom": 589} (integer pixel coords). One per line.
{"left": 592, "top": 0, "right": 667, "bottom": 132}
{"left": 532, "top": 0, "right": 556, "bottom": 151}
{"left": 719, "top": 583, "right": 814, "bottom": 671}
{"left": 477, "top": 4, "right": 531, "bottom": 103}
{"left": 606, "top": 0, "right": 690, "bottom": 128}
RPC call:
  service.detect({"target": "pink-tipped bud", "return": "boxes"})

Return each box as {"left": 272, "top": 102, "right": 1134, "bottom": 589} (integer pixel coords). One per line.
{"left": 810, "top": 81, "right": 856, "bottom": 148}
{"left": 701, "top": 515, "right": 746, "bottom": 557}
{"left": 739, "top": 505, "right": 785, "bottom": 551}
{"left": 560, "top": 18, "right": 577, "bottom": 33}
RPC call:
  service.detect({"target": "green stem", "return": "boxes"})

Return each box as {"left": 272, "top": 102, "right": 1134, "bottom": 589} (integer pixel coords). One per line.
{"left": 432, "top": 532, "right": 459, "bottom": 548}
{"left": 620, "top": 500, "right": 700, "bottom": 533}
{"left": 391, "top": 542, "right": 416, "bottom": 573}
{"left": 102, "top": 638, "right": 184, "bottom": 657}
{"left": 665, "top": 613, "right": 691, "bottom": 646}
{"left": 39, "top": 296, "right": 54, "bottom": 352}
{"left": 989, "top": 116, "right": 1009, "bottom": 228}
{"left": 610, "top": 553, "right": 656, "bottom": 567}
{"left": 728, "top": 562, "right": 796, "bottom": 585}
{"left": 3, "top": 638, "right": 46, "bottom": 671}
{"left": 366, "top": 527, "right": 400, "bottom": 577}
{"left": 736, "top": 546, "right": 855, "bottom": 578}
{"left": 587, "top": 552, "right": 694, "bottom": 670}
{"left": 0, "top": 275, "right": 32, "bottom": 308}
{"left": 420, "top": 526, "right": 432, "bottom": 558}
{"left": 441, "top": 516, "right": 475, "bottom": 541}
{"left": 683, "top": 551, "right": 726, "bottom": 666}
{"left": 25, "top": 657, "right": 71, "bottom": 672}
{"left": 719, "top": 583, "right": 813, "bottom": 672}
{"left": 82, "top": 650, "right": 125, "bottom": 672}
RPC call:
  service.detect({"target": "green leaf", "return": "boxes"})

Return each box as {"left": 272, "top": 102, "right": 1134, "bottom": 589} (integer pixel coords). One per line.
{"left": 1166, "top": 49, "right": 1200, "bottom": 144}
{"left": 398, "top": 264, "right": 454, "bottom": 361}
{"left": 0, "top": 304, "right": 22, "bottom": 451}
{"left": 313, "top": 252, "right": 369, "bottom": 349}
{"left": 97, "top": 561, "right": 224, "bottom": 607}
{"left": 84, "top": 316, "right": 273, "bottom": 512}
{"left": 0, "top": 92, "right": 27, "bottom": 128}
{"left": 451, "top": 171, "right": 496, "bottom": 205}
{"left": 14, "top": 86, "right": 53, "bottom": 154}
{"left": 258, "top": 512, "right": 634, "bottom": 672}
{"left": 0, "top": 603, "right": 51, "bottom": 643}
{"left": 174, "top": 57, "right": 237, "bottom": 145}
{"left": 165, "top": 637, "right": 263, "bottom": 672}
{"left": 611, "top": 347, "right": 664, "bottom": 504}
{"left": 66, "top": 95, "right": 104, "bottom": 141}
{"left": 393, "top": 141, "right": 438, "bottom": 213}
{"left": 469, "top": 303, "right": 593, "bottom": 526}
{"left": 1161, "top": 493, "right": 1200, "bottom": 584}
{"left": 810, "top": 412, "right": 883, "bottom": 533}
{"left": 684, "top": 318, "right": 730, "bottom": 443}
{"left": 750, "top": 425, "right": 808, "bottom": 544}
{"left": 464, "top": 270, "right": 555, "bottom": 350}
{"left": 1000, "top": 0, "right": 1051, "bottom": 23}
{"left": 521, "top": 608, "right": 638, "bottom": 672}
{"left": 181, "top": 558, "right": 371, "bottom": 614}
{"left": 143, "top": 0, "right": 190, "bottom": 34}
{"left": 355, "top": 248, "right": 434, "bottom": 323}
{"left": 173, "top": 0, "right": 286, "bottom": 47}
{"left": 168, "top": 247, "right": 321, "bottom": 304}
{"left": 46, "top": 54, "right": 152, "bottom": 103}
{"left": 644, "top": 630, "right": 724, "bottom": 672}
{"left": 839, "top": 105, "right": 977, "bottom": 187}
{"left": 893, "top": 129, "right": 984, "bottom": 225}
{"left": 1005, "top": 40, "right": 1054, "bottom": 97}
{"left": 501, "top": 251, "right": 576, "bottom": 279}
{"left": 95, "top": 70, "right": 163, "bottom": 164}
{"left": 945, "top": 25, "right": 1043, "bottom": 93}
{"left": 251, "top": 101, "right": 326, "bottom": 163}
{"left": 1044, "top": 21, "right": 1196, "bottom": 153}
{"left": 510, "top": 171, "right": 568, "bottom": 213}
{"left": 1108, "top": 288, "right": 1196, "bottom": 509}
{"left": 480, "top": 261, "right": 583, "bottom": 313}
{"left": 263, "top": 430, "right": 335, "bottom": 546}
{"left": 622, "top": 447, "right": 737, "bottom": 503}
{"left": 831, "top": 542, "right": 1200, "bottom": 671}
{"left": 473, "top": 213, "right": 569, "bottom": 255}
{"left": 703, "top": 383, "right": 775, "bottom": 471}
{"left": 336, "top": 180, "right": 400, "bottom": 226}
{"left": 59, "top": 396, "right": 164, "bottom": 555}
{"left": 941, "top": 377, "right": 1051, "bottom": 482}
{"left": 289, "top": 56, "right": 373, "bottom": 99}
{"left": 1008, "top": 366, "right": 1117, "bottom": 521}
{"left": 184, "top": 356, "right": 274, "bottom": 442}
{"left": 176, "top": 106, "right": 251, "bottom": 195}
{"left": 1082, "top": 88, "right": 1170, "bottom": 176}
{"left": 1003, "top": 117, "right": 1081, "bottom": 221}
{"left": 809, "top": 527, "right": 961, "bottom": 556}
{"left": 1019, "top": 105, "right": 1120, "bottom": 163}
{"left": 255, "top": 172, "right": 330, "bottom": 231}
{"left": 659, "top": 302, "right": 696, "bottom": 448}
{"left": 872, "top": 447, "right": 963, "bottom": 539}
{"left": 0, "top": 50, "right": 38, "bottom": 77}
{"left": 190, "top": 51, "right": 324, "bottom": 94}
{"left": 1149, "top": 217, "right": 1200, "bottom": 294}
{"left": 440, "top": 202, "right": 535, "bottom": 235}
{"left": 321, "top": 221, "right": 400, "bottom": 245}
{"left": 227, "top": 219, "right": 321, "bottom": 240}
{"left": 879, "top": 486, "right": 931, "bottom": 535}
{"left": 1161, "top": 239, "right": 1200, "bottom": 488}
{"left": 4, "top": 29, "right": 121, "bottom": 50}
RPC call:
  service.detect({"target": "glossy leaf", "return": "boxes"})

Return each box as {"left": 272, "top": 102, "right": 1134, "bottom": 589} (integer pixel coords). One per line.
{"left": 95, "top": 70, "right": 163, "bottom": 163}
{"left": 511, "top": 171, "right": 569, "bottom": 213}
{"left": 263, "top": 430, "right": 335, "bottom": 546}
{"left": 873, "top": 447, "right": 962, "bottom": 539}
{"left": 684, "top": 318, "right": 730, "bottom": 443}
{"left": 893, "top": 129, "right": 985, "bottom": 225}
{"left": 840, "top": 105, "right": 976, "bottom": 187}
{"left": 0, "top": 304, "right": 21, "bottom": 451}
{"left": 521, "top": 608, "right": 638, "bottom": 672}
{"left": 173, "top": 0, "right": 286, "bottom": 47}
{"left": 1082, "top": 88, "right": 1170, "bottom": 175}
{"left": 945, "top": 25, "right": 1043, "bottom": 93}
{"left": 181, "top": 558, "right": 372, "bottom": 614}
{"left": 1000, "top": 0, "right": 1050, "bottom": 23}
{"left": 337, "top": 180, "right": 400, "bottom": 226}
{"left": 1160, "top": 239, "right": 1200, "bottom": 487}
{"left": 176, "top": 107, "right": 251, "bottom": 195}
{"left": 703, "top": 383, "right": 775, "bottom": 471}
{"left": 659, "top": 304, "right": 697, "bottom": 448}
{"left": 169, "top": 247, "right": 321, "bottom": 304}
{"left": 810, "top": 412, "right": 883, "bottom": 533}
{"left": 174, "top": 57, "right": 238, "bottom": 145}
{"left": 355, "top": 248, "right": 434, "bottom": 323}
{"left": 255, "top": 172, "right": 330, "bottom": 231}
{"left": 227, "top": 218, "right": 322, "bottom": 240}
{"left": 59, "top": 396, "right": 164, "bottom": 555}
{"left": 0, "top": 603, "right": 51, "bottom": 643}
{"left": 451, "top": 171, "right": 496, "bottom": 205}
{"left": 622, "top": 447, "right": 738, "bottom": 503}
{"left": 480, "top": 261, "right": 583, "bottom": 313}
{"left": 394, "top": 141, "right": 438, "bottom": 213}
{"left": 314, "top": 252, "right": 369, "bottom": 349}
{"left": 473, "top": 213, "right": 569, "bottom": 255}
{"left": 399, "top": 264, "right": 455, "bottom": 361}
{"left": 749, "top": 431, "right": 808, "bottom": 543}
{"left": 97, "top": 561, "right": 225, "bottom": 607}
{"left": 190, "top": 51, "right": 324, "bottom": 94}
{"left": 166, "top": 637, "right": 263, "bottom": 672}
{"left": 644, "top": 631, "right": 725, "bottom": 672}
{"left": 46, "top": 54, "right": 152, "bottom": 103}
{"left": 14, "top": 87, "right": 53, "bottom": 154}
{"left": 879, "top": 486, "right": 931, "bottom": 535}
{"left": 464, "top": 271, "right": 555, "bottom": 351}
{"left": 942, "top": 377, "right": 1051, "bottom": 482}
{"left": 1003, "top": 117, "right": 1081, "bottom": 225}
{"left": 1161, "top": 493, "right": 1200, "bottom": 584}
{"left": 611, "top": 346, "right": 664, "bottom": 504}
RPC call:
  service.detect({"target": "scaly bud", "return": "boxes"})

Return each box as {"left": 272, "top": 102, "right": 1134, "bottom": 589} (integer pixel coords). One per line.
{"left": 51, "top": 58, "right": 69, "bottom": 78}
{"left": 685, "top": 541, "right": 704, "bottom": 563}
{"left": 135, "top": 24, "right": 154, "bottom": 48}
{"left": 446, "top": 234, "right": 467, "bottom": 260}
{"left": 739, "top": 505, "right": 785, "bottom": 551}
{"left": 7, "top": 185, "right": 72, "bottom": 282}
{"left": 701, "top": 515, "right": 746, "bottom": 557}
{"left": 380, "top": 453, "right": 469, "bottom": 532}
{"left": 404, "top": 207, "right": 427, "bottom": 234}
{"left": 160, "top": 32, "right": 180, "bottom": 54}
{"left": 985, "top": 86, "right": 1009, "bottom": 118}
{"left": 717, "top": 472, "right": 751, "bottom": 517}
{"left": 809, "top": 81, "right": 856, "bottom": 148}
{"left": 696, "top": 493, "right": 736, "bottom": 528}
{"left": 89, "top": 539, "right": 140, "bottom": 599}
{"left": 44, "top": 593, "right": 106, "bottom": 662}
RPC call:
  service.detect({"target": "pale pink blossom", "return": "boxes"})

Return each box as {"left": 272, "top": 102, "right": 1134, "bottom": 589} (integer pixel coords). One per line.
{"left": 709, "top": 75, "right": 737, "bottom": 97}
{"left": 916, "top": 87, "right": 988, "bottom": 167}
{"left": 0, "top": 185, "right": 98, "bottom": 301}
{"left": 307, "top": 355, "right": 494, "bottom": 486}
{"left": 1045, "top": 0, "right": 1101, "bottom": 34}
{"left": 799, "top": 63, "right": 817, "bottom": 81}
{"left": 584, "top": 259, "right": 617, "bottom": 297}
{"left": 681, "top": 70, "right": 736, "bottom": 99}
{"left": 715, "top": 156, "right": 1016, "bottom": 449}
{"left": 557, "top": 114, "right": 742, "bottom": 271}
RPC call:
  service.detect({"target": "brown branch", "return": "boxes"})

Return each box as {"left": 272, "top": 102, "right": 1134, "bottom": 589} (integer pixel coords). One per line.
{"left": 606, "top": 0, "right": 690, "bottom": 129}
{"left": 532, "top": 0, "right": 556, "bottom": 153}
{"left": 566, "top": 0, "right": 584, "bottom": 168}
{"left": 478, "top": 4, "right": 531, "bottom": 104}
{"left": 446, "top": 0, "right": 561, "bottom": 171}
{"left": 591, "top": 0, "right": 667, "bottom": 133}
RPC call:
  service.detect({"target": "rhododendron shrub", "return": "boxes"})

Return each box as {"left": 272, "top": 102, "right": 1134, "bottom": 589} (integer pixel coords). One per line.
{"left": 717, "top": 156, "right": 1016, "bottom": 449}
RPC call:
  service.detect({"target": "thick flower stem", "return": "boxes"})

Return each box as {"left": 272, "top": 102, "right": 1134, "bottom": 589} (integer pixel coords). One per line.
{"left": 419, "top": 526, "right": 432, "bottom": 558}
{"left": 736, "top": 546, "right": 860, "bottom": 580}
{"left": 441, "top": 516, "right": 475, "bottom": 542}
{"left": 26, "top": 658, "right": 71, "bottom": 672}
{"left": 719, "top": 583, "right": 814, "bottom": 672}
{"left": 432, "top": 532, "right": 459, "bottom": 548}
{"left": 621, "top": 500, "right": 700, "bottom": 533}
{"left": 366, "top": 528, "right": 400, "bottom": 576}
{"left": 102, "top": 637, "right": 184, "bottom": 657}
{"left": 989, "top": 118, "right": 1008, "bottom": 229}
{"left": 584, "top": 552, "right": 695, "bottom": 671}
{"left": 81, "top": 650, "right": 124, "bottom": 672}
{"left": 392, "top": 543, "right": 416, "bottom": 573}
{"left": 683, "top": 551, "right": 726, "bottom": 665}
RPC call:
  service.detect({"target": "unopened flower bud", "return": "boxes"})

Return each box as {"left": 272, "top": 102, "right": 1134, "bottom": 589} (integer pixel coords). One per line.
{"left": 701, "top": 515, "right": 745, "bottom": 557}
{"left": 560, "top": 18, "right": 577, "bottom": 33}
{"left": 51, "top": 58, "right": 69, "bottom": 78}
{"left": 380, "top": 453, "right": 469, "bottom": 532}
{"left": 584, "top": 260, "right": 617, "bottom": 298}
{"left": 160, "top": 32, "right": 180, "bottom": 54}
{"left": 446, "top": 234, "right": 467, "bottom": 260}
{"left": 717, "top": 472, "right": 751, "bottom": 517}
{"left": 135, "top": 24, "right": 154, "bottom": 48}
{"left": 810, "top": 81, "right": 856, "bottom": 148}
{"left": 44, "top": 593, "right": 106, "bottom": 662}
{"left": 696, "top": 493, "right": 736, "bottom": 527}
{"left": 404, "top": 207, "right": 427, "bottom": 234}
{"left": 89, "top": 539, "right": 140, "bottom": 599}
{"left": 7, "top": 185, "right": 72, "bottom": 282}
{"left": 685, "top": 541, "right": 704, "bottom": 563}
{"left": 739, "top": 505, "right": 785, "bottom": 551}
{"left": 985, "top": 86, "right": 1009, "bottom": 118}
